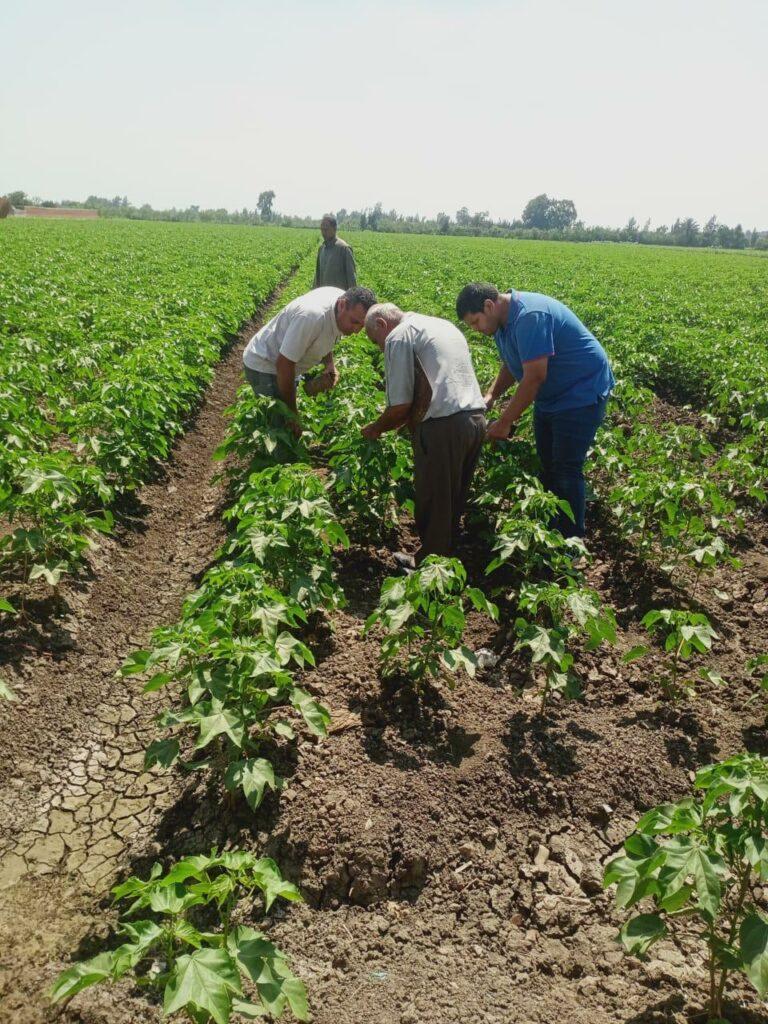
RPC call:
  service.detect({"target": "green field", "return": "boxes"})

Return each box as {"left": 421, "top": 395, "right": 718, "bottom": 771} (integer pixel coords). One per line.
{"left": 3, "top": 220, "right": 768, "bottom": 1024}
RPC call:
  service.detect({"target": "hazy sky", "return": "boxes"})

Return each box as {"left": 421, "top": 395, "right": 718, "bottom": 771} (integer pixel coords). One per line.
{"left": 3, "top": 0, "right": 767, "bottom": 228}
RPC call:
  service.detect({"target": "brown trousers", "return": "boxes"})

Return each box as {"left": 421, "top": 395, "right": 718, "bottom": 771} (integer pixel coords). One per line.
{"left": 412, "top": 409, "right": 487, "bottom": 561}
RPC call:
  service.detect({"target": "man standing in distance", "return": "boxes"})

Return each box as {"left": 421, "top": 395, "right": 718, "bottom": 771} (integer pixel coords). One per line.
{"left": 456, "top": 283, "right": 614, "bottom": 538}
{"left": 243, "top": 285, "right": 376, "bottom": 435}
{"left": 313, "top": 214, "right": 357, "bottom": 290}
{"left": 362, "top": 303, "right": 487, "bottom": 564}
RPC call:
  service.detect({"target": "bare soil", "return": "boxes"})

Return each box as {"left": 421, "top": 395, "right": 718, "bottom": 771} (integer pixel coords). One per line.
{"left": 2, "top": 351, "right": 768, "bottom": 1023}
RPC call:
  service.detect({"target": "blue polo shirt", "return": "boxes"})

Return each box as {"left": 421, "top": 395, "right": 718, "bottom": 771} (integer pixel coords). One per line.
{"left": 494, "top": 291, "right": 615, "bottom": 414}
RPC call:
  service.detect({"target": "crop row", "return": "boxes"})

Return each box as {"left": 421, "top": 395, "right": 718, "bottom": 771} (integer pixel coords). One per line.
{"left": 344, "top": 233, "right": 766, "bottom": 594}
{"left": 0, "top": 220, "right": 314, "bottom": 606}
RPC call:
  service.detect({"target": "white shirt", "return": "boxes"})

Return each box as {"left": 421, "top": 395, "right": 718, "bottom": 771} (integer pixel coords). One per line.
{"left": 385, "top": 313, "right": 485, "bottom": 420}
{"left": 243, "top": 286, "right": 343, "bottom": 376}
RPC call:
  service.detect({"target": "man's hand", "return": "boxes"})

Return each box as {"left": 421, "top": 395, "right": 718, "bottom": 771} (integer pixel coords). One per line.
{"left": 486, "top": 416, "right": 516, "bottom": 443}
{"left": 483, "top": 390, "right": 496, "bottom": 412}
{"left": 361, "top": 422, "right": 382, "bottom": 442}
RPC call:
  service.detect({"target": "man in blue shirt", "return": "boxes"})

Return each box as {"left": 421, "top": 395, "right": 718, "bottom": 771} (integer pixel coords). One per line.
{"left": 456, "top": 282, "right": 615, "bottom": 538}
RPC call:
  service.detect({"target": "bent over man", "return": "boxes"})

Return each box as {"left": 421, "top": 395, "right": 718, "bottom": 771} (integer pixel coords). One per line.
{"left": 362, "top": 304, "right": 487, "bottom": 562}
{"left": 456, "top": 282, "right": 614, "bottom": 538}
{"left": 312, "top": 214, "right": 357, "bottom": 289}
{"left": 243, "top": 285, "right": 376, "bottom": 435}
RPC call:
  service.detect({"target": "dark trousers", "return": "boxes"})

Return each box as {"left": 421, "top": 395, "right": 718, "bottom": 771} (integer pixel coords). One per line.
{"left": 533, "top": 398, "right": 608, "bottom": 538}
{"left": 412, "top": 410, "right": 486, "bottom": 561}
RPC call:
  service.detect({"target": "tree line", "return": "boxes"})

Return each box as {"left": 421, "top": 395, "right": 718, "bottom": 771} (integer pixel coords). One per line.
{"left": 3, "top": 189, "right": 765, "bottom": 251}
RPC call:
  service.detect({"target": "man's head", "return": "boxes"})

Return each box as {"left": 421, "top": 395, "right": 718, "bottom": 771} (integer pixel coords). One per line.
{"left": 456, "top": 282, "right": 504, "bottom": 335}
{"left": 335, "top": 286, "right": 377, "bottom": 335}
{"left": 320, "top": 214, "right": 337, "bottom": 242}
{"left": 364, "top": 303, "right": 405, "bottom": 350}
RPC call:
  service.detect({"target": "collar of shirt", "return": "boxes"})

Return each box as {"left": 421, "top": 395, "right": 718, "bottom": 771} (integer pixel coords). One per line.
{"left": 324, "top": 237, "right": 339, "bottom": 248}
{"left": 327, "top": 298, "right": 341, "bottom": 336}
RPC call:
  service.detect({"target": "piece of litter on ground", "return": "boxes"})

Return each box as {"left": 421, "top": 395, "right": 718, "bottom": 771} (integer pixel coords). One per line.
{"left": 475, "top": 648, "right": 499, "bottom": 669}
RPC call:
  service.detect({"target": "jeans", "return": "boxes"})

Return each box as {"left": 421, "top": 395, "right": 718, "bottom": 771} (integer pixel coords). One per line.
{"left": 533, "top": 398, "right": 608, "bottom": 538}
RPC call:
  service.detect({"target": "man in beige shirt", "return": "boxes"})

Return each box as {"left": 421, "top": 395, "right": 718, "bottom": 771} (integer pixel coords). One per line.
{"left": 362, "top": 303, "right": 487, "bottom": 563}
{"left": 243, "top": 285, "right": 376, "bottom": 435}
{"left": 312, "top": 215, "right": 357, "bottom": 290}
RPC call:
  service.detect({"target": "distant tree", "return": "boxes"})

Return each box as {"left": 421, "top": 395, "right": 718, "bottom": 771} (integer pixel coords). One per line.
{"left": 0, "top": 196, "right": 11, "bottom": 218}
{"left": 7, "top": 190, "right": 27, "bottom": 207}
{"left": 702, "top": 215, "right": 718, "bottom": 246}
{"left": 522, "top": 193, "right": 578, "bottom": 230}
{"left": 624, "top": 216, "right": 639, "bottom": 241}
{"left": 436, "top": 211, "right": 451, "bottom": 234}
{"left": 680, "top": 217, "right": 700, "bottom": 246}
{"left": 336, "top": 208, "right": 348, "bottom": 223}
{"left": 470, "top": 210, "right": 490, "bottom": 229}
{"left": 549, "top": 198, "right": 578, "bottom": 230}
{"left": 368, "top": 202, "right": 383, "bottom": 231}
{"left": 360, "top": 211, "right": 368, "bottom": 230}
{"left": 733, "top": 223, "right": 746, "bottom": 249}
{"left": 455, "top": 206, "right": 471, "bottom": 226}
{"left": 41, "top": 200, "right": 56, "bottom": 208}
{"left": 257, "top": 190, "right": 276, "bottom": 221}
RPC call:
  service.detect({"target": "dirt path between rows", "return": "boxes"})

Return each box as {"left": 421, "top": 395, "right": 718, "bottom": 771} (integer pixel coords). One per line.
{"left": 0, "top": 275, "right": 300, "bottom": 1022}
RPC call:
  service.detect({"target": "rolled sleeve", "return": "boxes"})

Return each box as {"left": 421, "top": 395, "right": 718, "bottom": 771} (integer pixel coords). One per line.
{"left": 385, "top": 331, "right": 416, "bottom": 406}
{"left": 516, "top": 312, "right": 555, "bottom": 363}
{"left": 279, "top": 313, "right": 319, "bottom": 363}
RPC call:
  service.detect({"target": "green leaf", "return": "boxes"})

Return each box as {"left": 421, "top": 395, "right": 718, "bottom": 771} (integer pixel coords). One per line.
{"left": 619, "top": 913, "right": 667, "bottom": 956}
{"left": 740, "top": 912, "right": 768, "bottom": 997}
{"left": 0, "top": 677, "right": 18, "bottom": 702}
{"left": 251, "top": 859, "right": 303, "bottom": 911}
{"left": 442, "top": 646, "right": 477, "bottom": 677}
{"left": 195, "top": 707, "right": 246, "bottom": 750}
{"left": 121, "top": 650, "right": 151, "bottom": 676}
{"left": 623, "top": 645, "right": 649, "bottom": 663}
{"left": 164, "top": 948, "right": 242, "bottom": 1024}
{"left": 290, "top": 688, "right": 330, "bottom": 736}
{"left": 0, "top": 599, "right": 16, "bottom": 615}
{"left": 50, "top": 952, "right": 116, "bottom": 1001}
{"left": 145, "top": 737, "right": 180, "bottom": 769}
{"left": 224, "top": 758, "right": 278, "bottom": 811}
{"left": 29, "top": 562, "right": 67, "bottom": 586}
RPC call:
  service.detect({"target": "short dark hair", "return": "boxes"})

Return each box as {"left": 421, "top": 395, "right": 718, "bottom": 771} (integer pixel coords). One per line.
{"left": 321, "top": 213, "right": 337, "bottom": 228}
{"left": 343, "top": 285, "right": 377, "bottom": 310}
{"left": 456, "top": 282, "right": 500, "bottom": 319}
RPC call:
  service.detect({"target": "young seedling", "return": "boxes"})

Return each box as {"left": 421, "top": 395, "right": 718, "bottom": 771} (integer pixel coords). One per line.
{"left": 624, "top": 608, "right": 723, "bottom": 701}
{"left": 604, "top": 753, "right": 768, "bottom": 1022}
{"left": 513, "top": 579, "right": 617, "bottom": 711}
{"left": 364, "top": 556, "right": 498, "bottom": 686}
{"left": 51, "top": 850, "right": 308, "bottom": 1022}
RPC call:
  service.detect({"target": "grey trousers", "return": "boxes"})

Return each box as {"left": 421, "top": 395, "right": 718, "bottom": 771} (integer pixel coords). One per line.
{"left": 412, "top": 409, "right": 487, "bottom": 561}
{"left": 244, "top": 366, "right": 280, "bottom": 398}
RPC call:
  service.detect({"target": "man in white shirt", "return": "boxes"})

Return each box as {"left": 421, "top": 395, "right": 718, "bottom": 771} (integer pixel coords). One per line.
{"left": 243, "top": 285, "right": 376, "bottom": 435}
{"left": 362, "top": 303, "right": 487, "bottom": 562}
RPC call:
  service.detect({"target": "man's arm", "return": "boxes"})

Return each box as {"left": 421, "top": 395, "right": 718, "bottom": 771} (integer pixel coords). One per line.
{"left": 345, "top": 246, "right": 357, "bottom": 288}
{"left": 276, "top": 353, "right": 299, "bottom": 421}
{"left": 483, "top": 364, "right": 516, "bottom": 409}
{"left": 362, "top": 402, "right": 412, "bottom": 440}
{"left": 312, "top": 247, "right": 321, "bottom": 289}
{"left": 486, "top": 357, "right": 548, "bottom": 441}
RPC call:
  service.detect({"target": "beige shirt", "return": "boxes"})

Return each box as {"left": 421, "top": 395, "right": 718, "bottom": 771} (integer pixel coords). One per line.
{"left": 313, "top": 236, "right": 357, "bottom": 289}
{"left": 385, "top": 313, "right": 485, "bottom": 420}
{"left": 243, "top": 287, "right": 343, "bottom": 376}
